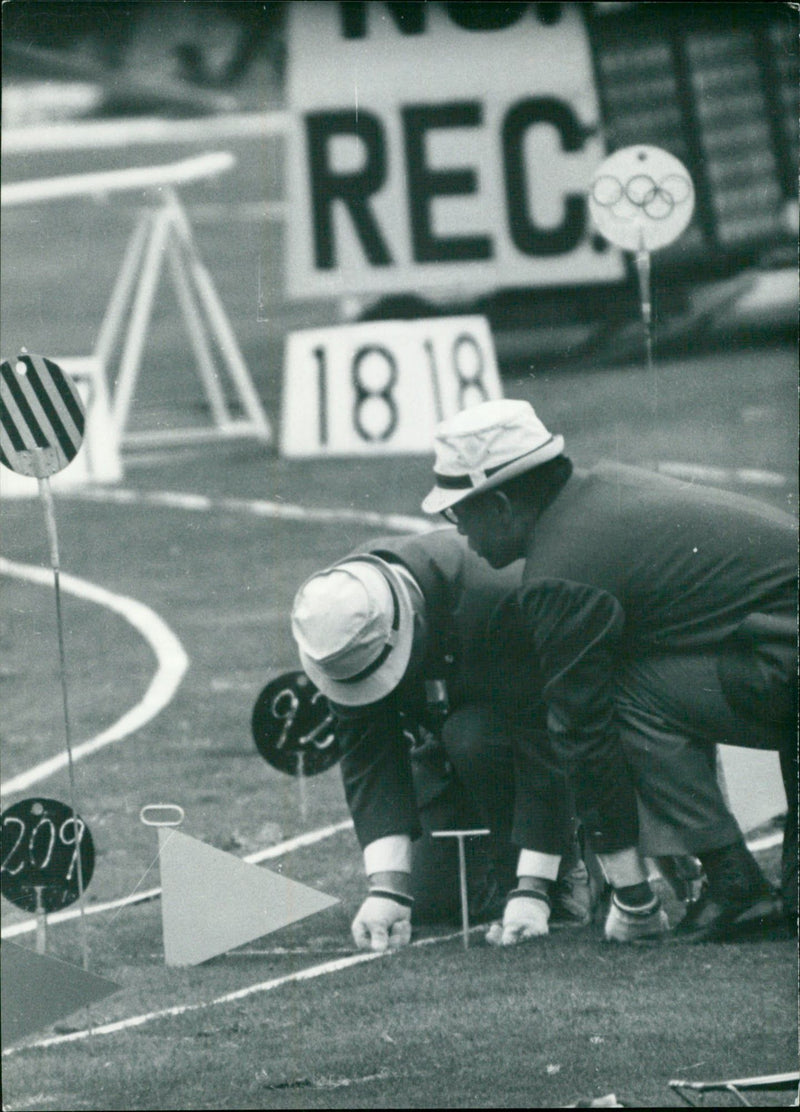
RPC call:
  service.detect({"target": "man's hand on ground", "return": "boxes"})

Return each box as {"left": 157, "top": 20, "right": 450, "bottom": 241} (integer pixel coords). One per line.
{"left": 486, "top": 890, "right": 550, "bottom": 946}
{"left": 352, "top": 892, "right": 412, "bottom": 952}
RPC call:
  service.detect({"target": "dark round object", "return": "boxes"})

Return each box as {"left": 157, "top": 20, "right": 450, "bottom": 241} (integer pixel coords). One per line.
{"left": 251, "top": 671, "right": 340, "bottom": 777}
{"left": 1, "top": 797, "right": 94, "bottom": 913}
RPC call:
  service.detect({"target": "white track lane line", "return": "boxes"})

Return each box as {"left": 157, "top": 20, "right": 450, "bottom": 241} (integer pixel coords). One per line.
{"left": 1, "top": 819, "right": 354, "bottom": 940}
{"left": 0, "top": 558, "right": 189, "bottom": 798}
{"left": 54, "top": 486, "right": 435, "bottom": 534}
{"left": 2, "top": 927, "right": 472, "bottom": 1055}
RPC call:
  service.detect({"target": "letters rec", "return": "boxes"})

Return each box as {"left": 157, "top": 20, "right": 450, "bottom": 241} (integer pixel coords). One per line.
{"left": 307, "top": 99, "right": 592, "bottom": 269}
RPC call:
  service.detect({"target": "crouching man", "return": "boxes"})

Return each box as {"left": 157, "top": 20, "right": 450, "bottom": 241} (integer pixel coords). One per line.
{"left": 290, "top": 529, "right": 736, "bottom": 950}
{"left": 421, "top": 398, "right": 796, "bottom": 944}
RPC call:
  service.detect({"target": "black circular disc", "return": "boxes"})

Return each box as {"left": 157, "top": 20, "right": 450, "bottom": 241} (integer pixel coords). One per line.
{"left": 1, "top": 797, "right": 94, "bottom": 913}
{"left": 251, "top": 670, "right": 340, "bottom": 777}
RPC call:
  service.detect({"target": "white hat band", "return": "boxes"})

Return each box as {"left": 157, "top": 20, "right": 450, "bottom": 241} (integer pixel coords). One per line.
{"left": 432, "top": 435, "right": 558, "bottom": 490}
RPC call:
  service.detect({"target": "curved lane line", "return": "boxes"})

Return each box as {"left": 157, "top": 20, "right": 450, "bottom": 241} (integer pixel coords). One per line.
{"left": 0, "top": 557, "right": 189, "bottom": 798}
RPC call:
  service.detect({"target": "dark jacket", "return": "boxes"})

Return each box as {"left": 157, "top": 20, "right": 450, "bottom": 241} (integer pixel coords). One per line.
{"left": 333, "top": 527, "right": 550, "bottom": 850}
{"left": 512, "top": 462, "right": 798, "bottom": 851}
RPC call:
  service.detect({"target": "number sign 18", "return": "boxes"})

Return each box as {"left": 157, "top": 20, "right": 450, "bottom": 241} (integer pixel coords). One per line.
{"left": 1, "top": 798, "right": 94, "bottom": 914}
{"left": 281, "top": 315, "right": 502, "bottom": 457}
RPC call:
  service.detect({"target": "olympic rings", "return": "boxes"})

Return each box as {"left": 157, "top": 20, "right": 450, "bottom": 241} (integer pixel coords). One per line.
{"left": 590, "top": 171, "right": 693, "bottom": 221}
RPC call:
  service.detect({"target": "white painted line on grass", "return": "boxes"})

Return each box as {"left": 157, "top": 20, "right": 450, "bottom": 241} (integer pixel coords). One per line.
{"left": 4, "top": 953, "right": 384, "bottom": 1052}
{"left": 0, "top": 558, "right": 189, "bottom": 798}
{"left": 0, "top": 819, "right": 355, "bottom": 939}
{"left": 48, "top": 486, "right": 435, "bottom": 535}
{"left": 2, "top": 926, "right": 471, "bottom": 1055}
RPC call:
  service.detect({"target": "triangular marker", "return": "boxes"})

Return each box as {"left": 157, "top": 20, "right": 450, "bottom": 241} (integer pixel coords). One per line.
{"left": 1, "top": 942, "right": 120, "bottom": 1049}
{"left": 157, "top": 828, "right": 339, "bottom": 966}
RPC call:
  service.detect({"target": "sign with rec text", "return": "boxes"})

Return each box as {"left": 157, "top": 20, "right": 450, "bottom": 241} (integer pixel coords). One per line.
{"left": 285, "top": 1, "right": 624, "bottom": 298}
{"left": 280, "top": 315, "right": 502, "bottom": 457}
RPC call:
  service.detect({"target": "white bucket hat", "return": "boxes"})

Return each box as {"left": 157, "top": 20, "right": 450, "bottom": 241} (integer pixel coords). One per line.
{"left": 290, "top": 555, "right": 415, "bottom": 706}
{"left": 421, "top": 398, "right": 564, "bottom": 515}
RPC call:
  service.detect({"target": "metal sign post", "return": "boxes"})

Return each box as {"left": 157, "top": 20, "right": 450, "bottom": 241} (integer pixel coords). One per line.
{"left": 432, "top": 829, "right": 491, "bottom": 949}
{"left": 1, "top": 798, "right": 95, "bottom": 958}
{"left": 588, "top": 145, "right": 695, "bottom": 395}
{"left": 251, "top": 671, "right": 340, "bottom": 822}
{"left": 1, "top": 351, "right": 91, "bottom": 969}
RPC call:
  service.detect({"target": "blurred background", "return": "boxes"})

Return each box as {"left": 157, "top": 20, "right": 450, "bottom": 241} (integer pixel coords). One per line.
{"left": 2, "top": 0, "right": 796, "bottom": 378}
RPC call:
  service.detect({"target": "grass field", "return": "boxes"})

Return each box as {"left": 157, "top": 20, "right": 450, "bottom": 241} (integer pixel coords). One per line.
{"left": 1, "top": 121, "right": 798, "bottom": 1109}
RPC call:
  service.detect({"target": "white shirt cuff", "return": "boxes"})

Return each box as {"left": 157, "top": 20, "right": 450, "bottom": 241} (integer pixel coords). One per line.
{"left": 517, "top": 850, "right": 561, "bottom": 881}
{"left": 364, "top": 835, "right": 412, "bottom": 875}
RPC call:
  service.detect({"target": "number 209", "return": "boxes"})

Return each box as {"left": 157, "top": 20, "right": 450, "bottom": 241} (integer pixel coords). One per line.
{"left": 1, "top": 814, "right": 85, "bottom": 880}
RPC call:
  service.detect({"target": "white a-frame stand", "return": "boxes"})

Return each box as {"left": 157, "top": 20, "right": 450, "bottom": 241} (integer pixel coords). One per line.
{"left": 97, "top": 185, "right": 272, "bottom": 448}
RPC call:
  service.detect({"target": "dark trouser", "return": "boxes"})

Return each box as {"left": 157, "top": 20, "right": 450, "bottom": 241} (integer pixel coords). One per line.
{"left": 615, "top": 652, "right": 797, "bottom": 916}
{"left": 408, "top": 704, "right": 574, "bottom": 925}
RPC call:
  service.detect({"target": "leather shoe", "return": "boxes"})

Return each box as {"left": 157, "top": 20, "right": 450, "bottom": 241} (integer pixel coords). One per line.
{"left": 671, "top": 886, "right": 785, "bottom": 943}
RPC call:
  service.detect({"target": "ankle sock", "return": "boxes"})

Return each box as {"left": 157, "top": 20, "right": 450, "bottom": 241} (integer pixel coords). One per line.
{"left": 615, "top": 882, "right": 655, "bottom": 910}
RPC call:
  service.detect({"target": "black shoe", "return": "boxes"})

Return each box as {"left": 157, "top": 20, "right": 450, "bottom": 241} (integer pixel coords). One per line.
{"left": 671, "top": 886, "right": 785, "bottom": 943}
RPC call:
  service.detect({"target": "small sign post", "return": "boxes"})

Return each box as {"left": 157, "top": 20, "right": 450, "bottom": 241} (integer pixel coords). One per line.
{"left": 34, "top": 887, "right": 47, "bottom": 954}
{"left": 0, "top": 351, "right": 91, "bottom": 969}
{"left": 588, "top": 146, "right": 695, "bottom": 384}
{"left": 251, "top": 671, "right": 341, "bottom": 821}
{"left": 0, "top": 798, "right": 95, "bottom": 957}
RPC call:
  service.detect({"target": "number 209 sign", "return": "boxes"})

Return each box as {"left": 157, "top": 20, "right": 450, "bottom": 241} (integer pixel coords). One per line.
{"left": 280, "top": 315, "right": 502, "bottom": 457}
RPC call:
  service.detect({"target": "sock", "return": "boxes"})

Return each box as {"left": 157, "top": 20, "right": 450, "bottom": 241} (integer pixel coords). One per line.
{"left": 615, "top": 882, "right": 656, "bottom": 910}
{"left": 515, "top": 876, "right": 553, "bottom": 900}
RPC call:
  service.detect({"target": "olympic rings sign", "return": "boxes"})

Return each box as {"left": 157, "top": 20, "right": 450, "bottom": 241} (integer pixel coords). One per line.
{"left": 588, "top": 146, "right": 695, "bottom": 253}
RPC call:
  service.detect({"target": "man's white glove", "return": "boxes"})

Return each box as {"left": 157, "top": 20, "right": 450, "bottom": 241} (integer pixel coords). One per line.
{"left": 486, "top": 889, "right": 550, "bottom": 946}
{"left": 351, "top": 889, "right": 413, "bottom": 952}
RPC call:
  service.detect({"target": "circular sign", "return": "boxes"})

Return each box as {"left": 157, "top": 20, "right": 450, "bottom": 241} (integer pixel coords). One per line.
{"left": 0, "top": 351, "right": 86, "bottom": 477}
{"left": 1, "top": 798, "right": 94, "bottom": 914}
{"left": 251, "top": 671, "right": 340, "bottom": 777}
{"left": 588, "top": 145, "right": 695, "bottom": 253}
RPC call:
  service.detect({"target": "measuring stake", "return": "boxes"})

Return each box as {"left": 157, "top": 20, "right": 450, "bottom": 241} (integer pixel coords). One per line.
{"left": 296, "top": 751, "right": 308, "bottom": 821}
{"left": 635, "top": 242, "right": 654, "bottom": 382}
{"left": 36, "top": 465, "right": 90, "bottom": 971}
{"left": 432, "top": 829, "right": 490, "bottom": 948}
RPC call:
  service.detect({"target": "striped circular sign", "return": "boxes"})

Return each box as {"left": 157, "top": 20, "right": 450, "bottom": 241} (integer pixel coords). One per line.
{"left": 0, "top": 352, "right": 86, "bottom": 477}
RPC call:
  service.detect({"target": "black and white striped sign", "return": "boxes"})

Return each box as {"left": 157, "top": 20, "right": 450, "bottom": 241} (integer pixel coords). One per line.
{"left": 0, "top": 353, "right": 85, "bottom": 477}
